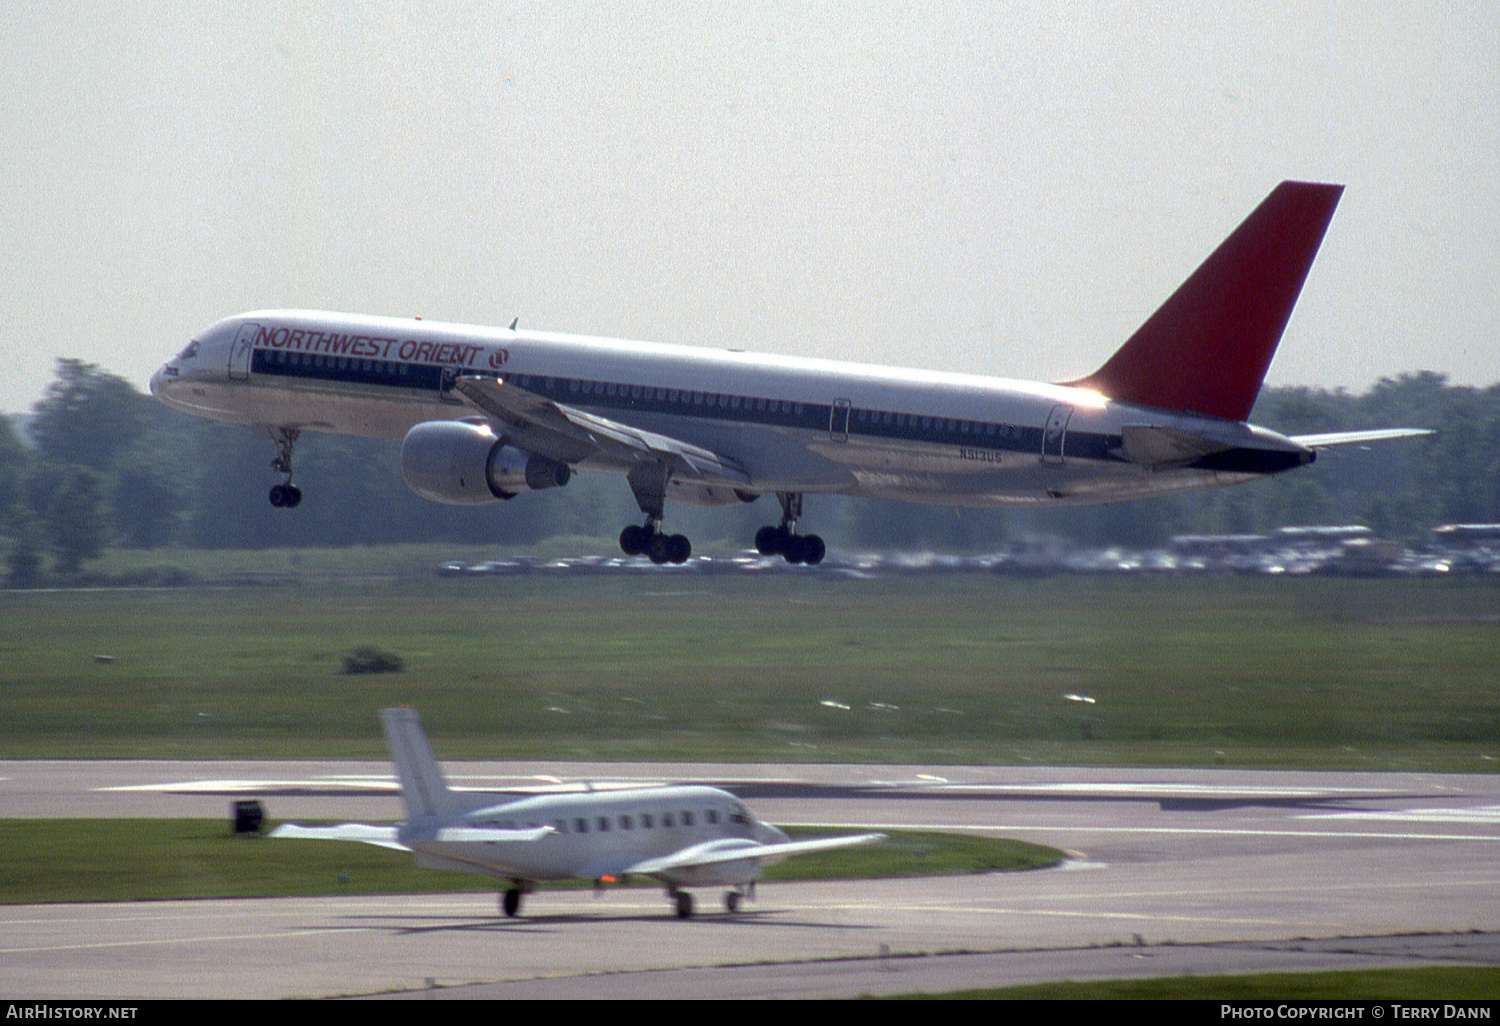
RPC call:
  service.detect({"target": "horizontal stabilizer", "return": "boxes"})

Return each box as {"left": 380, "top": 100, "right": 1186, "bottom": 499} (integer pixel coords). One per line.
{"left": 270, "top": 823, "right": 409, "bottom": 851}
{"left": 433, "top": 824, "right": 554, "bottom": 844}
{"left": 1290, "top": 428, "right": 1432, "bottom": 448}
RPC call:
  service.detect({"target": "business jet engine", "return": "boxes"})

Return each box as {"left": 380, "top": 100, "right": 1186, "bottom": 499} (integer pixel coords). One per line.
{"left": 401, "top": 420, "right": 570, "bottom": 504}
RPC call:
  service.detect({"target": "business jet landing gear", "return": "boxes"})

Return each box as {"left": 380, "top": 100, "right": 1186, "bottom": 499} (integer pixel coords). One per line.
{"left": 621, "top": 462, "right": 691, "bottom": 564}
{"left": 501, "top": 884, "right": 523, "bottom": 918}
{"left": 755, "top": 492, "right": 825, "bottom": 565}
{"left": 724, "top": 888, "right": 746, "bottom": 914}
{"left": 670, "top": 887, "right": 695, "bottom": 919}
{"left": 266, "top": 426, "right": 302, "bottom": 509}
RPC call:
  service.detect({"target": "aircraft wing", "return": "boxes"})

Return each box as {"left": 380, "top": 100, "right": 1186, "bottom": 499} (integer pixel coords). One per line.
{"left": 1290, "top": 428, "right": 1432, "bottom": 448}
{"left": 269, "top": 823, "right": 411, "bottom": 851}
{"left": 624, "top": 832, "right": 886, "bottom": 876}
{"left": 452, "top": 375, "right": 749, "bottom": 485}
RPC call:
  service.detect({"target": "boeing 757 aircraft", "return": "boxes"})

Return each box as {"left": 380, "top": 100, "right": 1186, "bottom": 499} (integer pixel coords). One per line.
{"left": 152, "top": 181, "right": 1425, "bottom": 565}
{"left": 271, "top": 707, "right": 885, "bottom": 918}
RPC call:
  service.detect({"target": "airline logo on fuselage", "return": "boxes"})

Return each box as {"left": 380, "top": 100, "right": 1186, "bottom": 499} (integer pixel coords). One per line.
{"left": 251, "top": 324, "right": 508, "bottom": 369}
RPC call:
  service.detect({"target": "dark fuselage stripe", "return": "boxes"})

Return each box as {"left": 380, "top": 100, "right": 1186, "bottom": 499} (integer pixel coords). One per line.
{"left": 251, "top": 346, "right": 1185, "bottom": 468}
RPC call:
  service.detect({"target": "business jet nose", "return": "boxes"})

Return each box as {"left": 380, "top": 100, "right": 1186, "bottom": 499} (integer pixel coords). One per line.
{"left": 754, "top": 821, "right": 789, "bottom": 845}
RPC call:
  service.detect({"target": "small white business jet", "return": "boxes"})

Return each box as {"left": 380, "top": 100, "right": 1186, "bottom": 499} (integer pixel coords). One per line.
{"left": 271, "top": 707, "right": 885, "bottom": 918}
{"left": 153, "top": 182, "right": 1425, "bottom": 565}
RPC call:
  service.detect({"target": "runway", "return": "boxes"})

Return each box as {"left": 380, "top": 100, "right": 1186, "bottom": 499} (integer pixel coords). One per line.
{"left": 3, "top": 760, "right": 1498, "bottom": 998}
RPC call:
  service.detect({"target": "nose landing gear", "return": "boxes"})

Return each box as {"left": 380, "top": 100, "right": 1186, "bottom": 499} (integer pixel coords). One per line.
{"left": 266, "top": 426, "right": 302, "bottom": 508}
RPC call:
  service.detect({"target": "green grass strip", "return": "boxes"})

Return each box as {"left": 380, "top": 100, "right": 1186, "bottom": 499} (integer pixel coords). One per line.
{"left": 0, "top": 819, "right": 1061, "bottom": 905}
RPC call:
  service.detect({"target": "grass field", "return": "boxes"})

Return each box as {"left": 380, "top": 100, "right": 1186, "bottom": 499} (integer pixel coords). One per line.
{"left": 2, "top": 569, "right": 1499, "bottom": 768}
{"left": 0, "top": 819, "right": 1061, "bottom": 904}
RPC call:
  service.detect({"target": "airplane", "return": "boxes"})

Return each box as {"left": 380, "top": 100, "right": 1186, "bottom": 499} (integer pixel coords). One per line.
{"left": 151, "top": 181, "right": 1427, "bottom": 566}
{"left": 270, "top": 707, "right": 887, "bottom": 919}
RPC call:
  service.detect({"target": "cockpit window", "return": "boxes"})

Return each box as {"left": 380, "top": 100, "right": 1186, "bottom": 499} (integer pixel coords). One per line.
{"left": 176, "top": 341, "right": 200, "bottom": 360}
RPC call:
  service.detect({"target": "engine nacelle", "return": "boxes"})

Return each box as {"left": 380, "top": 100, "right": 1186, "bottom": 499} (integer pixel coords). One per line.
{"left": 401, "top": 420, "right": 570, "bottom": 505}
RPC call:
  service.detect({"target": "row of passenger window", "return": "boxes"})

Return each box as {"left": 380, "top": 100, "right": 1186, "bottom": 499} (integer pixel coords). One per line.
{"left": 489, "top": 807, "right": 750, "bottom": 835}
{"left": 511, "top": 371, "right": 1029, "bottom": 445}
{"left": 255, "top": 347, "right": 433, "bottom": 383}
{"left": 512, "top": 373, "right": 810, "bottom": 421}
{"left": 259, "top": 348, "right": 1030, "bottom": 449}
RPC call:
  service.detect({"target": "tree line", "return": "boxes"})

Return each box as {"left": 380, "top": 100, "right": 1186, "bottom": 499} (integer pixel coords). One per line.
{"left": 1, "top": 359, "right": 1490, "bottom": 584}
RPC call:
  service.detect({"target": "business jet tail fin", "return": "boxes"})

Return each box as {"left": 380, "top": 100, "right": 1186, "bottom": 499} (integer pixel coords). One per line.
{"left": 381, "top": 706, "right": 461, "bottom": 820}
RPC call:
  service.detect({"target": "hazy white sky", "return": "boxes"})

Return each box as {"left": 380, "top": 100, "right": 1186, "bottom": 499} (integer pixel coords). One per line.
{"left": 3, "top": 1, "right": 1496, "bottom": 414}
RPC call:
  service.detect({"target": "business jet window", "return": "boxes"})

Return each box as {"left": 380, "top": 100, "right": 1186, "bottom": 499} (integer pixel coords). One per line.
{"left": 597, "top": 817, "right": 610, "bottom": 832}
{"left": 641, "top": 813, "right": 654, "bottom": 828}
{"left": 682, "top": 811, "right": 694, "bottom": 827}
{"left": 177, "top": 342, "right": 200, "bottom": 360}
{"left": 575, "top": 817, "right": 588, "bottom": 833}
{"left": 705, "top": 809, "right": 719, "bottom": 825}
{"left": 662, "top": 813, "right": 673, "bottom": 827}
{"left": 619, "top": 815, "right": 633, "bottom": 830}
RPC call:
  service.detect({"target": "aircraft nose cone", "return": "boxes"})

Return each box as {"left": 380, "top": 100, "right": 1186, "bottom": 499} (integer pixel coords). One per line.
{"left": 755, "top": 822, "right": 789, "bottom": 845}
{"left": 149, "top": 365, "right": 174, "bottom": 398}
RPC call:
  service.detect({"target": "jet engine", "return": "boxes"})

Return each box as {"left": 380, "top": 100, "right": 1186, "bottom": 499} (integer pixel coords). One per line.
{"left": 401, "top": 420, "right": 570, "bottom": 504}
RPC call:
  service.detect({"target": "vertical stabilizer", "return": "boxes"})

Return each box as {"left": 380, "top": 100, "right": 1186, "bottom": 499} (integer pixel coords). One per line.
{"left": 1068, "top": 181, "right": 1343, "bottom": 422}
{"left": 380, "top": 706, "right": 459, "bottom": 819}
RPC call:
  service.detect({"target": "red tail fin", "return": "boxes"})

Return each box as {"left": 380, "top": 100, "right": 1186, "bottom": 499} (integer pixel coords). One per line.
{"left": 1068, "top": 181, "right": 1343, "bottom": 422}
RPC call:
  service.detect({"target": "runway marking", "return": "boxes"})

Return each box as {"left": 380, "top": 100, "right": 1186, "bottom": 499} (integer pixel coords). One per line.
{"left": 936, "top": 783, "right": 1392, "bottom": 798}
{"left": 1298, "top": 805, "right": 1500, "bottom": 825}
{"left": 782, "top": 821, "right": 1500, "bottom": 843}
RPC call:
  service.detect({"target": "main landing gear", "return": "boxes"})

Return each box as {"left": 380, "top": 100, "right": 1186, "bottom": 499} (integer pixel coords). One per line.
{"left": 620, "top": 522, "right": 692, "bottom": 565}
{"left": 266, "top": 426, "right": 302, "bottom": 509}
{"left": 500, "top": 882, "right": 526, "bottom": 917}
{"left": 665, "top": 885, "right": 751, "bottom": 918}
{"left": 755, "top": 492, "right": 825, "bottom": 565}
{"left": 619, "top": 461, "right": 692, "bottom": 565}
{"left": 618, "top": 485, "right": 826, "bottom": 567}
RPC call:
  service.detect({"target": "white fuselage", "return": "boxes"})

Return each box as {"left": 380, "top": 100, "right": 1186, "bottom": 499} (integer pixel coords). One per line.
{"left": 405, "top": 785, "right": 783, "bottom": 886}
{"left": 151, "top": 309, "right": 1312, "bottom": 508}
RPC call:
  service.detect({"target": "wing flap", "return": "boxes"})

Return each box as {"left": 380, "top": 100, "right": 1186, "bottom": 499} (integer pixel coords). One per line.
{"left": 453, "top": 375, "right": 748, "bottom": 484}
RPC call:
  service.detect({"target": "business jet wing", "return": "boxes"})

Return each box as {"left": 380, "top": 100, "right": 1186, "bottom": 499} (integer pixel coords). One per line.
{"left": 452, "top": 375, "right": 749, "bottom": 485}
{"left": 624, "top": 832, "right": 887, "bottom": 876}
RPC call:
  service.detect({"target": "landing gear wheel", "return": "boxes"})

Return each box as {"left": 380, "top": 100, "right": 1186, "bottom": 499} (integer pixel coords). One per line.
{"left": 754, "top": 524, "right": 824, "bottom": 565}
{"left": 674, "top": 890, "right": 695, "bottom": 919}
{"left": 266, "top": 426, "right": 302, "bottom": 509}
{"left": 623, "top": 523, "right": 691, "bottom": 564}
{"left": 724, "top": 890, "right": 741, "bottom": 914}
{"left": 755, "top": 525, "right": 787, "bottom": 556}
{"left": 755, "top": 492, "right": 824, "bottom": 564}
{"left": 268, "top": 483, "right": 302, "bottom": 508}
{"left": 620, "top": 524, "right": 649, "bottom": 556}
{"left": 502, "top": 886, "right": 522, "bottom": 918}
